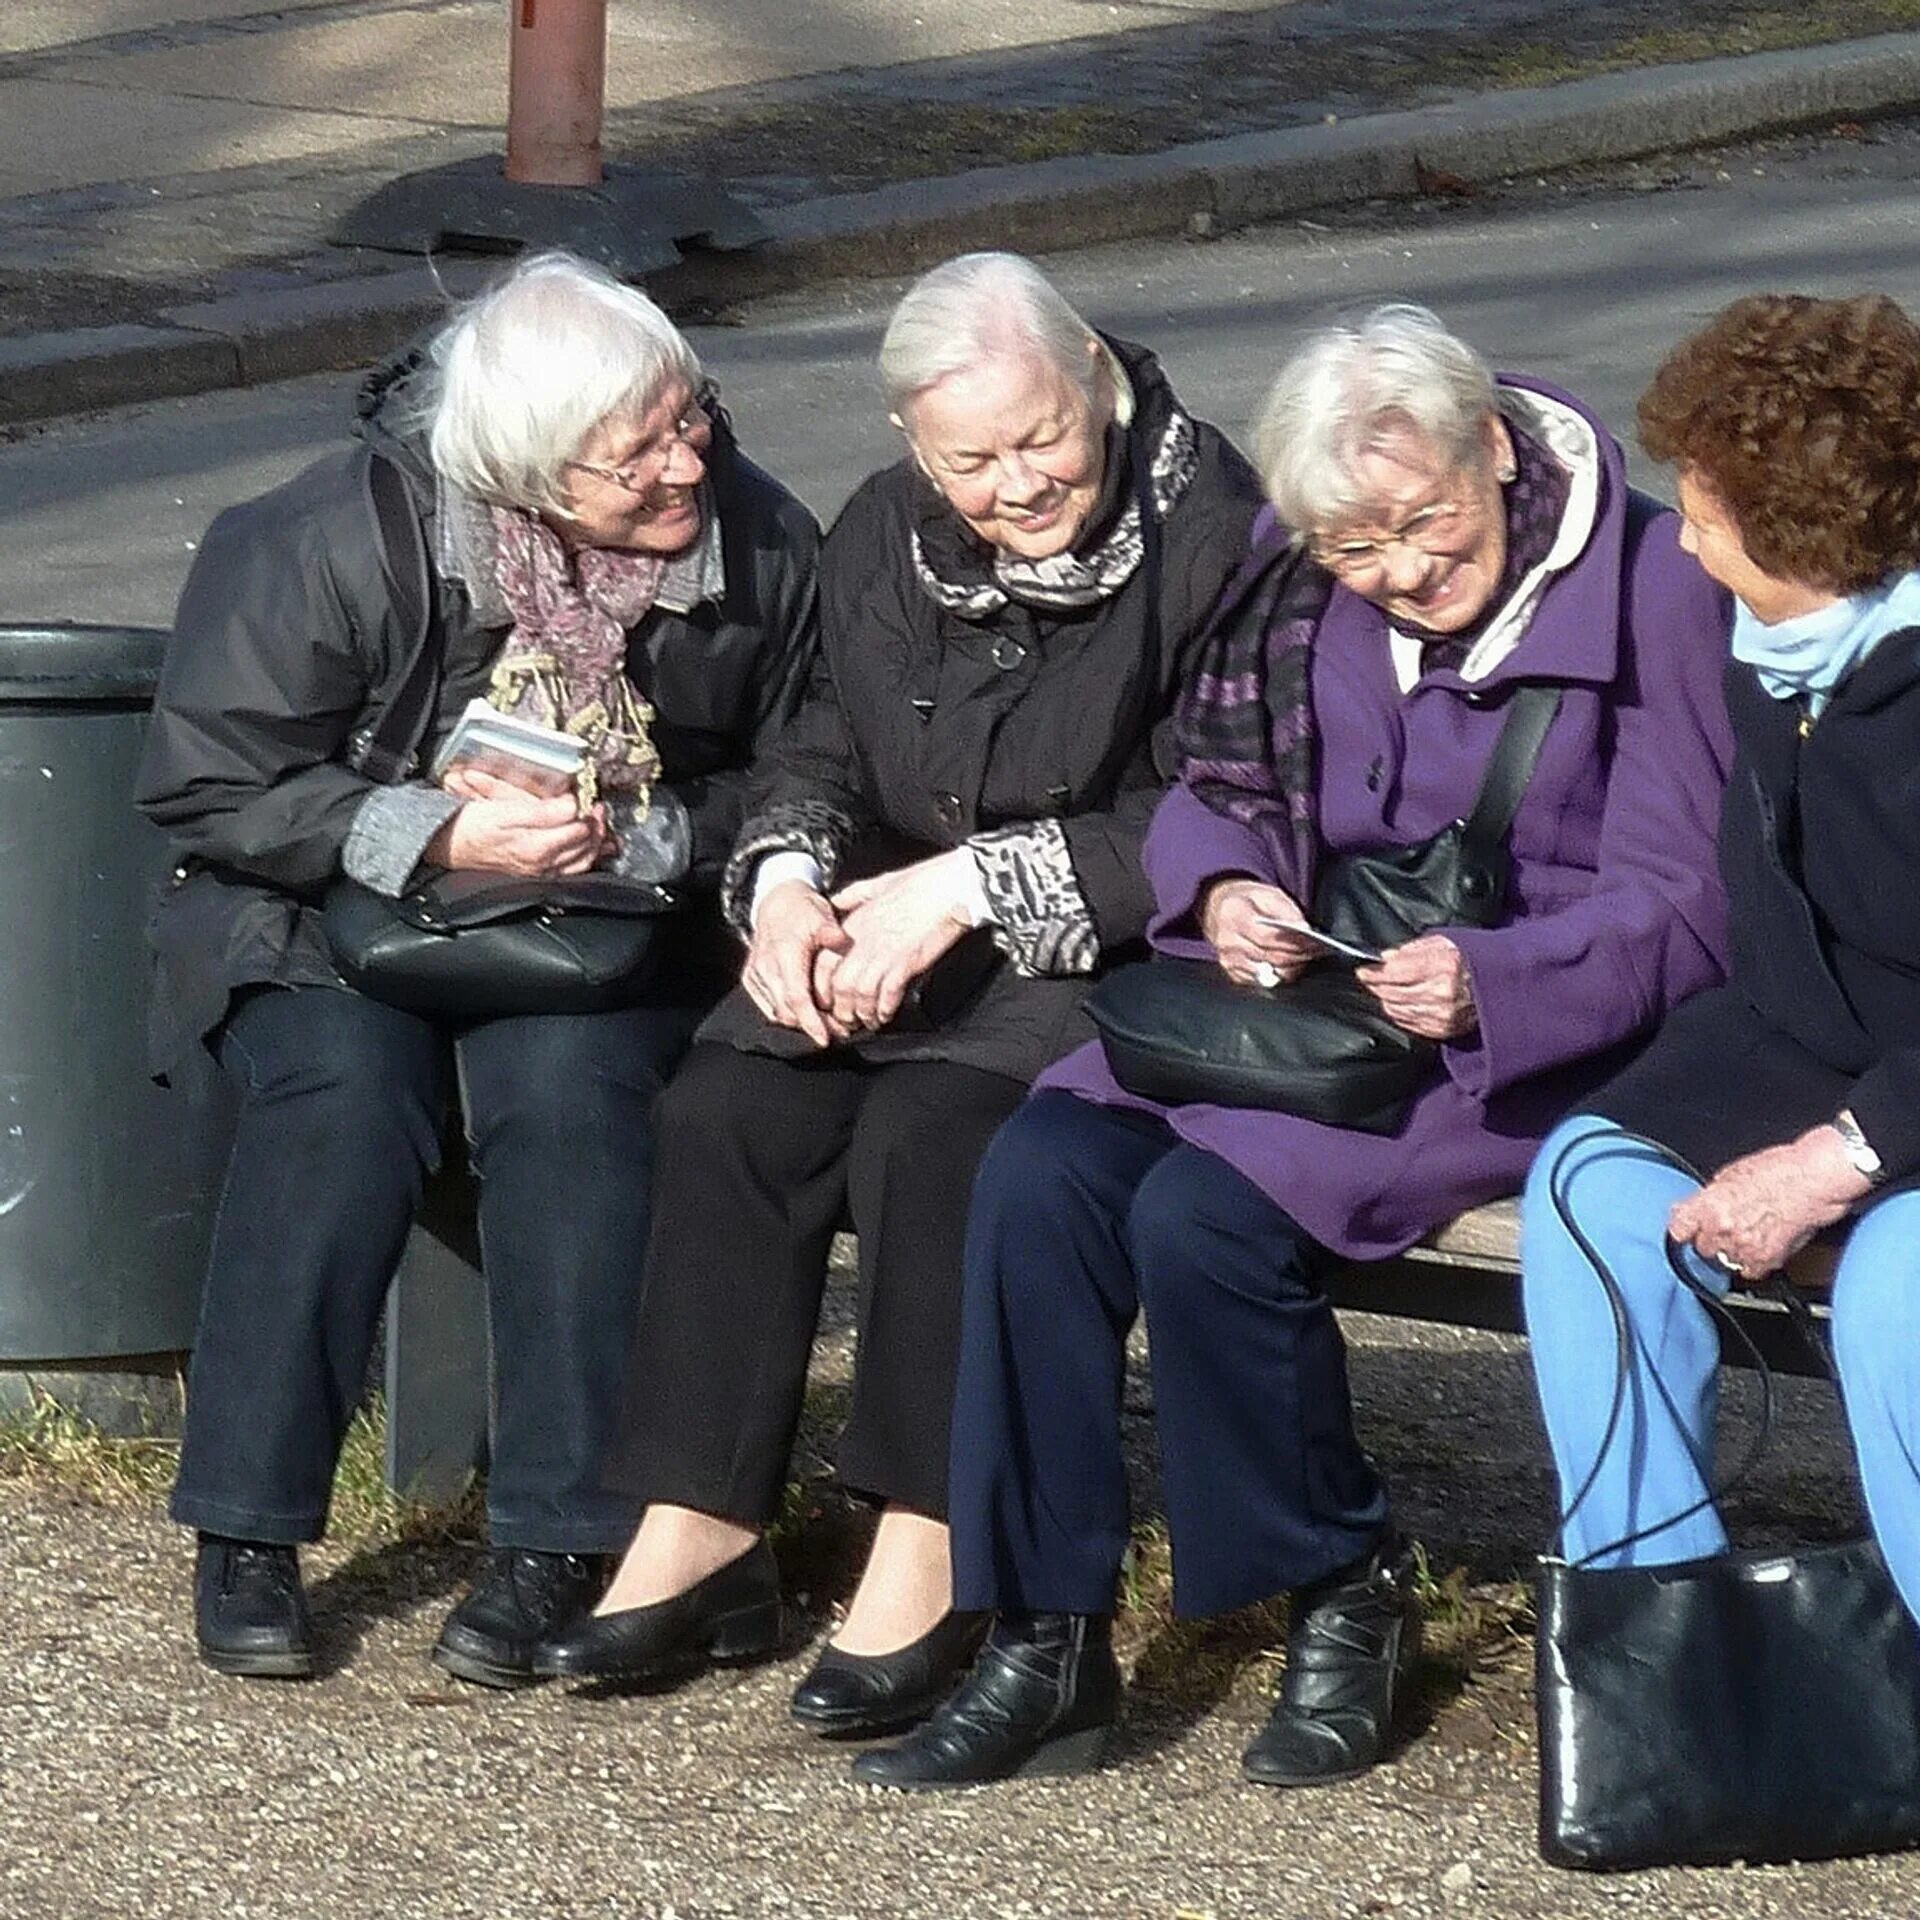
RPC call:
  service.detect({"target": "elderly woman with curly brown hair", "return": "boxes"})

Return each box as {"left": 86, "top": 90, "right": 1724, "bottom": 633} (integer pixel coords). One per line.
{"left": 1523, "top": 293, "right": 1920, "bottom": 1619}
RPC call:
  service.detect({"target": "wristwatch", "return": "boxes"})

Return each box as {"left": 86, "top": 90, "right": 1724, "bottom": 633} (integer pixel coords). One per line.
{"left": 1831, "top": 1108, "right": 1887, "bottom": 1187}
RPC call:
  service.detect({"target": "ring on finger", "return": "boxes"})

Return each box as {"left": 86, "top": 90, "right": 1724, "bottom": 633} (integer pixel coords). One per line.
{"left": 1252, "top": 960, "right": 1282, "bottom": 990}
{"left": 1711, "top": 1252, "right": 1746, "bottom": 1278}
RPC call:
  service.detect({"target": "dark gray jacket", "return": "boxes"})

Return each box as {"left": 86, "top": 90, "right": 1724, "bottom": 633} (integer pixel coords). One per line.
{"left": 137, "top": 356, "right": 820, "bottom": 1075}
{"left": 701, "top": 338, "right": 1265, "bottom": 1083}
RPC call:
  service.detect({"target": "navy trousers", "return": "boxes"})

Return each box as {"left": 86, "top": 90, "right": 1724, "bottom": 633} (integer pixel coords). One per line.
{"left": 171, "top": 982, "right": 707, "bottom": 1552}
{"left": 950, "top": 1090, "right": 1389, "bottom": 1619}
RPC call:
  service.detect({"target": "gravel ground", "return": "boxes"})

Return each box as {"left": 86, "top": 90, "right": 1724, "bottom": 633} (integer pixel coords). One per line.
{"left": 6, "top": 1300, "right": 1919, "bottom": 1920}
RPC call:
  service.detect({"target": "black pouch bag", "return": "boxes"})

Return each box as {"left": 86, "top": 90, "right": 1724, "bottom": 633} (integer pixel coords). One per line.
{"left": 1085, "top": 682, "right": 1560, "bottom": 1133}
{"left": 1534, "top": 1129, "right": 1920, "bottom": 1872}
{"left": 324, "top": 868, "right": 678, "bottom": 1020}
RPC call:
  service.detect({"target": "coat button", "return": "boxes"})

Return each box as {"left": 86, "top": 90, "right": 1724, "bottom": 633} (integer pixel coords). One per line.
{"left": 935, "top": 791, "right": 964, "bottom": 828}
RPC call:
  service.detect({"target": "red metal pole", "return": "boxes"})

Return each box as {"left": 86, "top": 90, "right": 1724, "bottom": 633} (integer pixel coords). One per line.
{"left": 505, "top": 0, "right": 607, "bottom": 188}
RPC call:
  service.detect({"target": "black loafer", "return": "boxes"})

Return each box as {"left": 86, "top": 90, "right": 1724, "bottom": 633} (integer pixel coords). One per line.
{"left": 851, "top": 1611, "right": 1119, "bottom": 1790}
{"left": 790, "top": 1609, "right": 986, "bottom": 1739}
{"left": 194, "top": 1534, "right": 314, "bottom": 1680}
{"left": 432, "top": 1549, "right": 608, "bottom": 1690}
{"left": 1242, "top": 1535, "right": 1421, "bottom": 1788}
{"left": 532, "top": 1538, "right": 782, "bottom": 1683}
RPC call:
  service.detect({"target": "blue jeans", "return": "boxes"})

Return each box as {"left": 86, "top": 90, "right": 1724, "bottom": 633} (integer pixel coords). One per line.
{"left": 1523, "top": 1114, "right": 1920, "bottom": 1624}
{"left": 171, "top": 983, "right": 707, "bottom": 1551}
{"left": 949, "top": 1091, "right": 1388, "bottom": 1620}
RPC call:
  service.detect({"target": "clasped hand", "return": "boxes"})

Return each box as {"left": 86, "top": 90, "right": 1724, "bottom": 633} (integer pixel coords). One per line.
{"left": 431, "top": 766, "right": 614, "bottom": 877}
{"left": 1201, "top": 878, "right": 1478, "bottom": 1041}
{"left": 742, "top": 849, "right": 977, "bottom": 1048}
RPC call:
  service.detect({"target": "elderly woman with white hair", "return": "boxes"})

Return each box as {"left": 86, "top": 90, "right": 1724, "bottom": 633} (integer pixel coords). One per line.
{"left": 537, "top": 252, "right": 1265, "bottom": 1734}
{"left": 138, "top": 250, "right": 819, "bottom": 1686}
{"left": 854, "top": 304, "right": 1735, "bottom": 1790}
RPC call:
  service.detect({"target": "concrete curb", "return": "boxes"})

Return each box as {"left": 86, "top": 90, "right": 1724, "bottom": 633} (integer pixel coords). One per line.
{"left": 6, "top": 30, "right": 1919, "bottom": 427}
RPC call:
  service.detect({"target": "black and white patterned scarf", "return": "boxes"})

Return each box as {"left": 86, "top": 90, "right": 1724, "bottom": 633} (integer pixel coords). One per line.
{"left": 911, "top": 407, "right": 1201, "bottom": 619}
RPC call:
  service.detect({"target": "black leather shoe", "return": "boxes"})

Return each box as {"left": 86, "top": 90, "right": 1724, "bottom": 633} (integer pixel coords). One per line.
{"left": 431, "top": 1549, "right": 608, "bottom": 1689}
{"left": 850, "top": 1611, "right": 1119, "bottom": 1789}
{"left": 532, "top": 1539, "right": 782, "bottom": 1683}
{"left": 194, "top": 1534, "right": 314, "bottom": 1680}
{"left": 1242, "top": 1536, "right": 1421, "bottom": 1788}
{"left": 790, "top": 1609, "right": 987, "bottom": 1739}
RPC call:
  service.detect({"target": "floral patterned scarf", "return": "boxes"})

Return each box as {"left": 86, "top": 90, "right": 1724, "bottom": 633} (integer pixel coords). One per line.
{"left": 486, "top": 507, "right": 664, "bottom": 805}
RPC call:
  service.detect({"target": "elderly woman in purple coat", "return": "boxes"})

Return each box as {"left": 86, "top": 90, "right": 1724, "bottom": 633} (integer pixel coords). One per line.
{"left": 854, "top": 304, "right": 1735, "bottom": 1793}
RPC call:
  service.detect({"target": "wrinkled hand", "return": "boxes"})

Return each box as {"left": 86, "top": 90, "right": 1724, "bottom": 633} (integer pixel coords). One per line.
{"left": 427, "top": 767, "right": 611, "bottom": 877}
{"left": 1668, "top": 1126, "right": 1872, "bottom": 1282}
{"left": 824, "top": 849, "right": 977, "bottom": 1033}
{"left": 1357, "top": 935, "right": 1477, "bottom": 1041}
{"left": 742, "top": 880, "right": 853, "bottom": 1049}
{"left": 1200, "top": 878, "right": 1320, "bottom": 987}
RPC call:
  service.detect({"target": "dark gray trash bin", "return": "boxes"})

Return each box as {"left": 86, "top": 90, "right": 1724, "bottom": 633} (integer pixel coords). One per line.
{"left": 0, "top": 625, "right": 227, "bottom": 1399}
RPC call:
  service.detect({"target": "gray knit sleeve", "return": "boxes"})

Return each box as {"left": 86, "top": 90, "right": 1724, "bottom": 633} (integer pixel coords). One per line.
{"left": 605, "top": 790, "right": 693, "bottom": 886}
{"left": 341, "top": 783, "right": 463, "bottom": 897}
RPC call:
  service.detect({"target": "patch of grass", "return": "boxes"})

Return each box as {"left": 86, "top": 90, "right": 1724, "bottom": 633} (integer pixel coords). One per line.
{"left": 0, "top": 1389, "right": 480, "bottom": 1549}
{"left": 1485, "top": 3, "right": 1920, "bottom": 90}
{"left": 0, "top": 1390, "right": 183, "bottom": 1503}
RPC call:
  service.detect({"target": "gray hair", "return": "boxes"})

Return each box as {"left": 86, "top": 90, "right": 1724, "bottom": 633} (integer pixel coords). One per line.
{"left": 1253, "top": 304, "right": 1497, "bottom": 532}
{"left": 425, "top": 250, "right": 701, "bottom": 518}
{"left": 879, "top": 251, "right": 1117, "bottom": 421}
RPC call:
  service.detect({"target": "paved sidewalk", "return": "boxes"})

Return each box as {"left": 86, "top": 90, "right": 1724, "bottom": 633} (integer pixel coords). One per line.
{"left": 4, "top": 0, "right": 1920, "bottom": 421}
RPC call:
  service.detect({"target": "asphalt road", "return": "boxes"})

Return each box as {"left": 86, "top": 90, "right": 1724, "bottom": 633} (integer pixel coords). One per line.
{"left": 6, "top": 117, "right": 1920, "bottom": 628}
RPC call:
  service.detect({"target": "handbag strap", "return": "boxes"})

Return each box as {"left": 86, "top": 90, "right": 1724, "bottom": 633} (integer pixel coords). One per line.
{"left": 344, "top": 451, "right": 440, "bottom": 784}
{"left": 1545, "top": 1127, "right": 1805, "bottom": 1568}
{"left": 1457, "top": 682, "right": 1563, "bottom": 864}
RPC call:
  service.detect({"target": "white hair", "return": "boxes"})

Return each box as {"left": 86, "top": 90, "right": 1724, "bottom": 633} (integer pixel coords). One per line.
{"left": 1253, "top": 304, "right": 1497, "bottom": 533}
{"left": 425, "top": 250, "right": 701, "bottom": 517}
{"left": 879, "top": 251, "right": 1119, "bottom": 421}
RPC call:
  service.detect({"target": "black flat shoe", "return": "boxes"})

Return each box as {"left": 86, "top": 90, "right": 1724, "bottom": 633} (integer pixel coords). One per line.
{"left": 790, "top": 1609, "right": 987, "bottom": 1739}
{"left": 850, "top": 1611, "right": 1119, "bottom": 1790}
{"left": 532, "top": 1538, "right": 782, "bottom": 1683}
{"left": 194, "top": 1534, "right": 314, "bottom": 1680}
{"left": 1242, "top": 1535, "right": 1421, "bottom": 1788}
{"left": 432, "top": 1549, "right": 608, "bottom": 1690}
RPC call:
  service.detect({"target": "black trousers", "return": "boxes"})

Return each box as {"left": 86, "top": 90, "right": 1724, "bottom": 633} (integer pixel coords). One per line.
{"left": 171, "top": 983, "right": 707, "bottom": 1552}
{"left": 950, "top": 1092, "right": 1389, "bottom": 1619}
{"left": 608, "top": 1042, "right": 1027, "bottom": 1525}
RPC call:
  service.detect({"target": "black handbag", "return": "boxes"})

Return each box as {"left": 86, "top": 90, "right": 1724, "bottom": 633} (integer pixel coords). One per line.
{"left": 324, "top": 868, "right": 677, "bottom": 1020}
{"left": 1534, "top": 1129, "right": 1920, "bottom": 1872}
{"left": 321, "top": 451, "right": 679, "bottom": 1020}
{"left": 1084, "top": 682, "right": 1561, "bottom": 1133}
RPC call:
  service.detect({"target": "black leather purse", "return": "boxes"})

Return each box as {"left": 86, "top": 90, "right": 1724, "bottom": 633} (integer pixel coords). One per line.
{"left": 324, "top": 868, "right": 677, "bottom": 1020}
{"left": 1085, "top": 683, "right": 1561, "bottom": 1133}
{"left": 1535, "top": 1130, "right": 1920, "bottom": 1872}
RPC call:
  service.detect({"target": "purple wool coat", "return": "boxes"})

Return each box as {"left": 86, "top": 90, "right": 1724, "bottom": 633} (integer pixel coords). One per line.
{"left": 1040, "top": 391, "right": 1736, "bottom": 1259}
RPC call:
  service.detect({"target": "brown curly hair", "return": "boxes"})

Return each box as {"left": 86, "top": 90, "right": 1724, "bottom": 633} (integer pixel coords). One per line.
{"left": 1638, "top": 293, "right": 1920, "bottom": 594}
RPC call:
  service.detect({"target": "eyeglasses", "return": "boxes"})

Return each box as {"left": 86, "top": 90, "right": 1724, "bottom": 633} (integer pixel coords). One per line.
{"left": 1308, "top": 498, "right": 1473, "bottom": 576}
{"left": 568, "top": 398, "right": 712, "bottom": 495}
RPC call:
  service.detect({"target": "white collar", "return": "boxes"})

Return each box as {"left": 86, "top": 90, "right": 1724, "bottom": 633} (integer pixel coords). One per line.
{"left": 1387, "top": 385, "right": 1600, "bottom": 696}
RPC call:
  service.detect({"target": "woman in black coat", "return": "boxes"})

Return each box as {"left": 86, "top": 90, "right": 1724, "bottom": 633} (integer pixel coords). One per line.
{"left": 539, "top": 252, "right": 1265, "bottom": 1735}
{"left": 1523, "top": 293, "right": 1920, "bottom": 1613}
{"left": 138, "top": 251, "right": 818, "bottom": 1687}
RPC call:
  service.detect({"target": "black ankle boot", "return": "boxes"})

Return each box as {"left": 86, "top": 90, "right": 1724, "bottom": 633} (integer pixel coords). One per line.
{"left": 1242, "top": 1536, "right": 1421, "bottom": 1788}
{"left": 851, "top": 1611, "right": 1119, "bottom": 1790}
{"left": 432, "top": 1549, "right": 609, "bottom": 1689}
{"left": 194, "top": 1534, "right": 314, "bottom": 1680}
